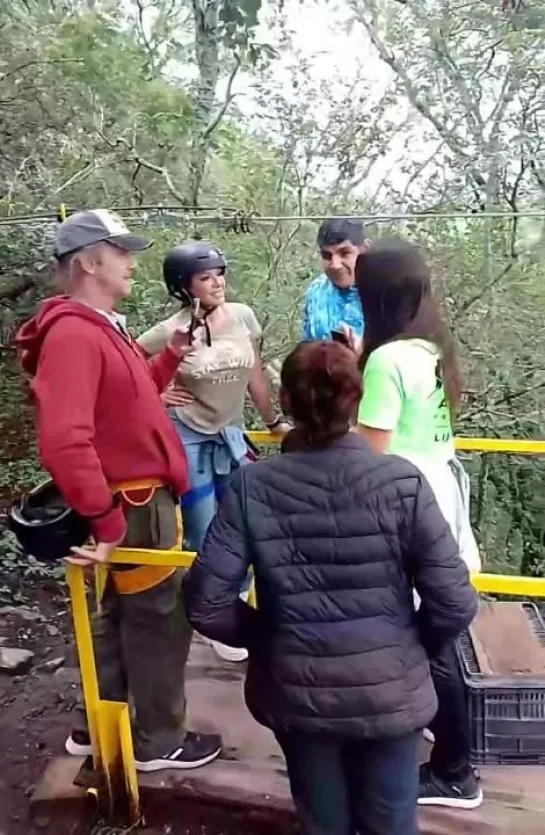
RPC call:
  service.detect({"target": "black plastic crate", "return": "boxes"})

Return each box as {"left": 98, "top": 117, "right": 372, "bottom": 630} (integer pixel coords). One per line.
{"left": 456, "top": 602, "right": 545, "bottom": 765}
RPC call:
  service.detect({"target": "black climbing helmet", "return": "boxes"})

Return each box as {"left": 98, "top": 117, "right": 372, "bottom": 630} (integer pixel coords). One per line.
{"left": 163, "top": 241, "right": 226, "bottom": 302}
{"left": 8, "top": 480, "right": 91, "bottom": 563}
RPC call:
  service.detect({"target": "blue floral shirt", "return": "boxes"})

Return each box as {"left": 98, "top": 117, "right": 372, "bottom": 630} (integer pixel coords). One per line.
{"left": 302, "top": 274, "right": 364, "bottom": 341}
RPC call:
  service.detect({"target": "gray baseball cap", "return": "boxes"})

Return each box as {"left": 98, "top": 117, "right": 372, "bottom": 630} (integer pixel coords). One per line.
{"left": 53, "top": 209, "right": 152, "bottom": 258}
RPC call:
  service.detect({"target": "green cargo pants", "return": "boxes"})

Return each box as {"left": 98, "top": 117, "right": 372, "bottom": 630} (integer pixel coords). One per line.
{"left": 76, "top": 488, "right": 193, "bottom": 761}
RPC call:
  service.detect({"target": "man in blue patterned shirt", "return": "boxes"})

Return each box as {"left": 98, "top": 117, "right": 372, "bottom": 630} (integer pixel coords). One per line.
{"left": 302, "top": 218, "right": 370, "bottom": 342}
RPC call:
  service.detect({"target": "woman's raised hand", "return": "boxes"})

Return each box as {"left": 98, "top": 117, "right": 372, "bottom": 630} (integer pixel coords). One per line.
{"left": 167, "top": 324, "right": 204, "bottom": 358}
{"left": 339, "top": 324, "right": 363, "bottom": 359}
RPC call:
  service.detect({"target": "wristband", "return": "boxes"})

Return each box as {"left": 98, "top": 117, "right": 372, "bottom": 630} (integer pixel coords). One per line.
{"left": 266, "top": 417, "right": 282, "bottom": 431}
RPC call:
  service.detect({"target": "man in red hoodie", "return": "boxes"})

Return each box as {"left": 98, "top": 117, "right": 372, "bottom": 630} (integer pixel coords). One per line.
{"left": 16, "top": 209, "right": 222, "bottom": 772}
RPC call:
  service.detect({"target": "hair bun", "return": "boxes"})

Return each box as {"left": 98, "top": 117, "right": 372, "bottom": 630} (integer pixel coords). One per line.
{"left": 280, "top": 341, "right": 363, "bottom": 447}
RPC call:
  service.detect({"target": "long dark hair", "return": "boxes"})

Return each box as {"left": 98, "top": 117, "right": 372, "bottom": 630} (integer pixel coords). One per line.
{"left": 280, "top": 341, "right": 363, "bottom": 449}
{"left": 355, "top": 237, "right": 462, "bottom": 416}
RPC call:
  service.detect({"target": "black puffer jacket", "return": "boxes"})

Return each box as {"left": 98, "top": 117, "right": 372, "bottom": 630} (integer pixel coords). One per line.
{"left": 183, "top": 434, "right": 477, "bottom": 739}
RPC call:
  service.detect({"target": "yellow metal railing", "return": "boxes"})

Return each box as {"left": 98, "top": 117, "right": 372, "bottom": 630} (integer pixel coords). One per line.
{"left": 67, "top": 433, "right": 545, "bottom": 823}
{"left": 249, "top": 431, "right": 545, "bottom": 456}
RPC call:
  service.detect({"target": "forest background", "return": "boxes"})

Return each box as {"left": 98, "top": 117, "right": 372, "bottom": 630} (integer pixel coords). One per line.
{"left": 1, "top": 0, "right": 545, "bottom": 588}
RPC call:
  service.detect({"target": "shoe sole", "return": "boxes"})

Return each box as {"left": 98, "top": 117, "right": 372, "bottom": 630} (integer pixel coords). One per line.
{"left": 209, "top": 640, "right": 248, "bottom": 662}
{"left": 65, "top": 737, "right": 93, "bottom": 757}
{"left": 135, "top": 747, "right": 221, "bottom": 773}
{"left": 418, "top": 788, "right": 483, "bottom": 810}
{"left": 213, "top": 649, "right": 248, "bottom": 662}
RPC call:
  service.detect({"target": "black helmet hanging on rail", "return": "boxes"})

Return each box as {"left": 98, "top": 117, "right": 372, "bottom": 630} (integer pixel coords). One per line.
{"left": 8, "top": 480, "right": 90, "bottom": 563}
{"left": 163, "top": 241, "right": 226, "bottom": 302}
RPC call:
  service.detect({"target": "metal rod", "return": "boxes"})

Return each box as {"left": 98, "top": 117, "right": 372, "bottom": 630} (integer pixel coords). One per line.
{"left": 1, "top": 209, "right": 545, "bottom": 227}
{"left": 66, "top": 565, "right": 101, "bottom": 765}
{"left": 0, "top": 204, "right": 236, "bottom": 222}
{"left": 248, "top": 431, "right": 545, "bottom": 455}
{"left": 473, "top": 573, "right": 545, "bottom": 598}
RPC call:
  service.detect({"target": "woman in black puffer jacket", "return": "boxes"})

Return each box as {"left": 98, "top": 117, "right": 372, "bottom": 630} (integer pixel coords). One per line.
{"left": 183, "top": 340, "right": 477, "bottom": 835}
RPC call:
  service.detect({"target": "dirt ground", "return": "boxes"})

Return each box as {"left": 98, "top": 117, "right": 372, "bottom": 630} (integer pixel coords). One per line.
{"left": 0, "top": 583, "right": 77, "bottom": 835}
{"left": 0, "top": 580, "right": 294, "bottom": 835}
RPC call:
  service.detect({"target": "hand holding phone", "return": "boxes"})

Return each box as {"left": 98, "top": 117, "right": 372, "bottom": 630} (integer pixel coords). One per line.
{"left": 331, "top": 325, "right": 364, "bottom": 358}
{"left": 331, "top": 328, "right": 350, "bottom": 346}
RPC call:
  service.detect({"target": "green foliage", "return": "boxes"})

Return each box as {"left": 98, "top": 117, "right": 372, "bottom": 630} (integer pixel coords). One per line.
{"left": 1, "top": 0, "right": 545, "bottom": 583}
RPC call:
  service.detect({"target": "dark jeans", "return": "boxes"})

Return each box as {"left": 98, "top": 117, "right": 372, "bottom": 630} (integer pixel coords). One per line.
{"left": 428, "top": 640, "right": 471, "bottom": 781}
{"left": 275, "top": 731, "right": 420, "bottom": 835}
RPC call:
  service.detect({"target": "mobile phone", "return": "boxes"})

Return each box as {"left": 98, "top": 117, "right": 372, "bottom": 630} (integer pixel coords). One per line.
{"left": 331, "top": 328, "right": 350, "bottom": 346}
{"left": 190, "top": 297, "right": 201, "bottom": 319}
{"left": 187, "top": 297, "right": 202, "bottom": 344}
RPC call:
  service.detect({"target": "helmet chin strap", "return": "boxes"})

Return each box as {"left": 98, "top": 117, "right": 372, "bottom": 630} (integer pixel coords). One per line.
{"left": 191, "top": 311, "right": 212, "bottom": 346}
{"left": 179, "top": 286, "right": 218, "bottom": 346}
{"left": 186, "top": 298, "right": 213, "bottom": 347}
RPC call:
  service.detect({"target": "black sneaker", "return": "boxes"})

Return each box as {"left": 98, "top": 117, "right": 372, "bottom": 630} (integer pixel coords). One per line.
{"left": 135, "top": 731, "right": 222, "bottom": 773}
{"left": 418, "top": 762, "right": 483, "bottom": 809}
{"left": 65, "top": 729, "right": 93, "bottom": 757}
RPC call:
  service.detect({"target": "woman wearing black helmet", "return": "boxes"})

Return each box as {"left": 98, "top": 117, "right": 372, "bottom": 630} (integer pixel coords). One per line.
{"left": 138, "top": 241, "right": 289, "bottom": 662}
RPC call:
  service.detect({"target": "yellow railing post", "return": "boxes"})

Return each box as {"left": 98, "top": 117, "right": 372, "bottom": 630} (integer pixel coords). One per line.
{"left": 66, "top": 564, "right": 140, "bottom": 822}
{"left": 248, "top": 577, "right": 257, "bottom": 609}
{"left": 94, "top": 565, "right": 107, "bottom": 613}
{"left": 66, "top": 565, "right": 100, "bottom": 762}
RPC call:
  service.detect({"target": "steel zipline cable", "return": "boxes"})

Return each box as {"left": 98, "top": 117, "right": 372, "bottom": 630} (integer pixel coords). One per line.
{"left": 1, "top": 205, "right": 545, "bottom": 230}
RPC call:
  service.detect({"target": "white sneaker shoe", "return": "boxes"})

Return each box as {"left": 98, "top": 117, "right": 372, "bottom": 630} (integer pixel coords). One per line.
{"left": 423, "top": 727, "right": 435, "bottom": 744}
{"left": 65, "top": 730, "right": 92, "bottom": 757}
{"left": 208, "top": 639, "right": 248, "bottom": 663}
{"left": 199, "top": 591, "right": 250, "bottom": 663}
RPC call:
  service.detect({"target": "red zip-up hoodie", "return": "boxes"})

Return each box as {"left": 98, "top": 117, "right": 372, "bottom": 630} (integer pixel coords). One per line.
{"left": 15, "top": 297, "right": 189, "bottom": 543}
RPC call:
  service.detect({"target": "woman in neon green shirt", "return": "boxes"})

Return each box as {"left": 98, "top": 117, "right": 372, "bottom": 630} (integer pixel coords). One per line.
{"left": 354, "top": 238, "right": 479, "bottom": 572}
{"left": 354, "top": 237, "right": 483, "bottom": 812}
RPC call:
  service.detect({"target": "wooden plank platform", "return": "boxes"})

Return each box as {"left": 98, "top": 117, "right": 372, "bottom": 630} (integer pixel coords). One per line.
{"left": 32, "top": 637, "right": 545, "bottom": 833}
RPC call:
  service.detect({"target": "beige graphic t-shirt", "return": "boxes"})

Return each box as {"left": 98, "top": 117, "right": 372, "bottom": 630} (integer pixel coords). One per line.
{"left": 138, "top": 303, "right": 261, "bottom": 434}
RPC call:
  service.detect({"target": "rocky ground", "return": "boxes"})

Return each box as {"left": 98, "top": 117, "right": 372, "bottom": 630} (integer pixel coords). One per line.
{"left": 0, "top": 571, "right": 291, "bottom": 835}
{"left": 0, "top": 581, "right": 82, "bottom": 835}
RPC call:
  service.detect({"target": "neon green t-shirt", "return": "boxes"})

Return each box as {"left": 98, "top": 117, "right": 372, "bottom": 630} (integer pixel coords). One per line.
{"left": 357, "top": 338, "right": 455, "bottom": 467}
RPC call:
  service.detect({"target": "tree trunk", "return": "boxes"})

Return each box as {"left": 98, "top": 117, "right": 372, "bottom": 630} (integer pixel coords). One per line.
{"left": 189, "top": 0, "right": 220, "bottom": 206}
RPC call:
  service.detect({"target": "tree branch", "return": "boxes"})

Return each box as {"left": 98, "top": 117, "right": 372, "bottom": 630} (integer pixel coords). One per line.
{"left": 0, "top": 57, "right": 84, "bottom": 83}
{"left": 95, "top": 127, "right": 188, "bottom": 205}
{"left": 203, "top": 54, "right": 241, "bottom": 140}
{"left": 134, "top": 0, "right": 158, "bottom": 73}
{"left": 355, "top": 4, "right": 487, "bottom": 190}
{"left": 456, "top": 260, "right": 516, "bottom": 318}
{"left": 426, "top": 28, "right": 484, "bottom": 143}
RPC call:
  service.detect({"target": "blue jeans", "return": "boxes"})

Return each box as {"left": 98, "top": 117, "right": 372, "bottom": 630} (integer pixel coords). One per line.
{"left": 275, "top": 731, "right": 420, "bottom": 835}
{"left": 173, "top": 418, "right": 251, "bottom": 593}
